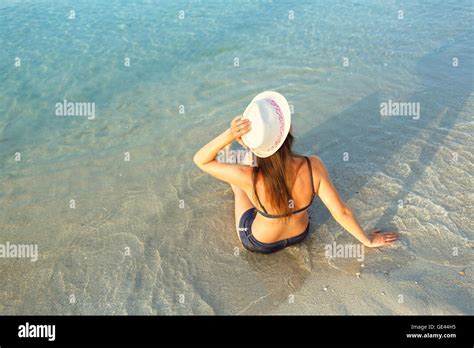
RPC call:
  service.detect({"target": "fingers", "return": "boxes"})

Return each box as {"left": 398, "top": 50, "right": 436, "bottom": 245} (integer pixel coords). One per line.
{"left": 231, "top": 115, "right": 243, "bottom": 124}
{"left": 231, "top": 115, "right": 246, "bottom": 127}
{"left": 233, "top": 118, "right": 250, "bottom": 129}
{"left": 231, "top": 119, "right": 251, "bottom": 138}
{"left": 382, "top": 233, "right": 399, "bottom": 245}
{"left": 368, "top": 230, "right": 399, "bottom": 247}
{"left": 233, "top": 125, "right": 251, "bottom": 136}
{"left": 240, "top": 121, "right": 252, "bottom": 135}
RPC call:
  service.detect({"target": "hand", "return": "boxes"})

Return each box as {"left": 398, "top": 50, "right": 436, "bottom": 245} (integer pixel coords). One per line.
{"left": 230, "top": 115, "right": 251, "bottom": 148}
{"left": 366, "top": 229, "right": 399, "bottom": 248}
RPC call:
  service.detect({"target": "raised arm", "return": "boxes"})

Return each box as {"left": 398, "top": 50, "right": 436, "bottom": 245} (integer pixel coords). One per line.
{"left": 193, "top": 116, "right": 253, "bottom": 189}
{"left": 311, "top": 156, "right": 399, "bottom": 248}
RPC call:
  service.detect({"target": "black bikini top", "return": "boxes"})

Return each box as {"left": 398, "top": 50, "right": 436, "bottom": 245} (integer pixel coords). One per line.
{"left": 252, "top": 156, "right": 316, "bottom": 219}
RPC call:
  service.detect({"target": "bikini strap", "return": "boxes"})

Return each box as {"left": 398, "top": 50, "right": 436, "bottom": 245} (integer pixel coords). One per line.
{"left": 252, "top": 156, "right": 315, "bottom": 219}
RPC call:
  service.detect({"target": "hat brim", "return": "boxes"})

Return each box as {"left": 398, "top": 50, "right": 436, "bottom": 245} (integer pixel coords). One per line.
{"left": 242, "top": 91, "right": 292, "bottom": 158}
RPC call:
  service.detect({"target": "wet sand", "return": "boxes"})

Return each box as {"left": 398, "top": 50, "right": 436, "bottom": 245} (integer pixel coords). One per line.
{"left": 0, "top": 0, "right": 472, "bottom": 314}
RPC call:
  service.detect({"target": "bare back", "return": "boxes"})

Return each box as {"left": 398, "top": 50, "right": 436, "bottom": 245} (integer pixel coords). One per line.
{"left": 243, "top": 155, "right": 318, "bottom": 243}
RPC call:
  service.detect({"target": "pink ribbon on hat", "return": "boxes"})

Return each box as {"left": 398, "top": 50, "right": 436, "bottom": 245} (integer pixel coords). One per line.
{"left": 265, "top": 98, "right": 285, "bottom": 151}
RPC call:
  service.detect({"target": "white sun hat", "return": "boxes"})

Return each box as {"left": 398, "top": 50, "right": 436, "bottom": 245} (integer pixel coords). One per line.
{"left": 241, "top": 91, "right": 291, "bottom": 158}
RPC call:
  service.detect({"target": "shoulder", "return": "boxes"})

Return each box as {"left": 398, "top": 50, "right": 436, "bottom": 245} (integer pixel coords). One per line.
{"left": 306, "top": 155, "right": 331, "bottom": 185}
{"left": 307, "top": 155, "right": 325, "bottom": 173}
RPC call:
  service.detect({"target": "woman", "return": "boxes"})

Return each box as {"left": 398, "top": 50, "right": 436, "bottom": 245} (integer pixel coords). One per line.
{"left": 194, "top": 91, "right": 399, "bottom": 254}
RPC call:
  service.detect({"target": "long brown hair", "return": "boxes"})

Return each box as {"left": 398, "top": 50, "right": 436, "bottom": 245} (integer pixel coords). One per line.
{"left": 252, "top": 131, "right": 302, "bottom": 222}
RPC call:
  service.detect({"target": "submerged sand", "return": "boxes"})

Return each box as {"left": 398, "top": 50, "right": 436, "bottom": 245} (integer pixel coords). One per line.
{"left": 0, "top": 0, "right": 472, "bottom": 315}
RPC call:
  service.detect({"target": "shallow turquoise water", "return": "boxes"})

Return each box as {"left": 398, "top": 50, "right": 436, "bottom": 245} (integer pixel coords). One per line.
{"left": 0, "top": 0, "right": 473, "bottom": 314}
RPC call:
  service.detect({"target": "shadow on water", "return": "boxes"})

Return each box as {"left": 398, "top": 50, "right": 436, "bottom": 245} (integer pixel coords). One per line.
{"left": 370, "top": 33, "right": 473, "bottom": 233}
{"left": 300, "top": 31, "right": 473, "bottom": 238}
{"left": 226, "top": 31, "right": 473, "bottom": 314}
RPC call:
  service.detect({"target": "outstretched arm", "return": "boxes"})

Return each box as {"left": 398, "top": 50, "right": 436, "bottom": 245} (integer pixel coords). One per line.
{"left": 312, "top": 156, "right": 399, "bottom": 248}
